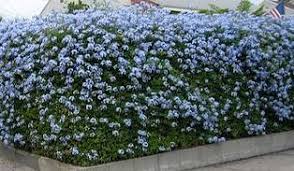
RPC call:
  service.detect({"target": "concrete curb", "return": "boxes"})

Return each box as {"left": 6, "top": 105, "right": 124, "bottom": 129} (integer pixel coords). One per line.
{"left": 0, "top": 131, "right": 294, "bottom": 171}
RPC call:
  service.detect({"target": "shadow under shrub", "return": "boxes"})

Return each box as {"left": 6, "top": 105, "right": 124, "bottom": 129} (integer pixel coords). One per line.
{"left": 0, "top": 5, "right": 293, "bottom": 166}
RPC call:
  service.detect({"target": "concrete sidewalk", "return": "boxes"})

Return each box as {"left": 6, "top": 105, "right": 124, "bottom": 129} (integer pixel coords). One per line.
{"left": 0, "top": 149, "right": 293, "bottom": 171}
{"left": 192, "top": 149, "right": 294, "bottom": 171}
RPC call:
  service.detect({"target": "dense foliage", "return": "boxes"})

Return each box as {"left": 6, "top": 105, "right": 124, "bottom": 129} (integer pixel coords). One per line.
{"left": 0, "top": 5, "right": 293, "bottom": 166}
{"left": 198, "top": 0, "right": 265, "bottom": 16}
{"left": 236, "top": 0, "right": 253, "bottom": 12}
{"left": 198, "top": 4, "right": 229, "bottom": 15}
{"left": 67, "top": 0, "right": 89, "bottom": 13}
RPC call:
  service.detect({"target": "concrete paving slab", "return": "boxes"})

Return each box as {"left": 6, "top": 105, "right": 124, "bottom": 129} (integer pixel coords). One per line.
{"left": 0, "top": 157, "right": 15, "bottom": 171}
{"left": 279, "top": 150, "right": 294, "bottom": 155}
{"left": 191, "top": 167, "right": 237, "bottom": 171}
{"left": 224, "top": 156, "right": 294, "bottom": 171}
{"left": 192, "top": 149, "right": 294, "bottom": 171}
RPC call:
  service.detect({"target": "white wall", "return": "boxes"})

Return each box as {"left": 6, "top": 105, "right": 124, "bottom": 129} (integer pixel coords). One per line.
{"left": 41, "top": 0, "right": 65, "bottom": 16}
{"left": 0, "top": 0, "right": 48, "bottom": 19}
{"left": 63, "top": 0, "right": 130, "bottom": 8}
{"left": 42, "top": 0, "right": 131, "bottom": 15}
{"left": 0, "top": 0, "right": 266, "bottom": 19}
{"left": 158, "top": 0, "right": 264, "bottom": 10}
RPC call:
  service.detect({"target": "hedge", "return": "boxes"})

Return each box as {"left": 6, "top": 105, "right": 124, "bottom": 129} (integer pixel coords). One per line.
{"left": 0, "top": 5, "right": 293, "bottom": 166}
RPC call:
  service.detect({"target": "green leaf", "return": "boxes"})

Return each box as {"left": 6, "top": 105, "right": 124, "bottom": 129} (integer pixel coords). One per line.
{"left": 237, "top": 0, "right": 253, "bottom": 12}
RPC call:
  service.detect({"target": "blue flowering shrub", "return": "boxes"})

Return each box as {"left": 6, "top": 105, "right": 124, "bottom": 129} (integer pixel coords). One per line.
{"left": 0, "top": 5, "right": 293, "bottom": 166}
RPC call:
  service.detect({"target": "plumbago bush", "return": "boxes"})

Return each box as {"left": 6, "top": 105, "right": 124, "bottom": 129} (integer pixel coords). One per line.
{"left": 0, "top": 5, "right": 294, "bottom": 166}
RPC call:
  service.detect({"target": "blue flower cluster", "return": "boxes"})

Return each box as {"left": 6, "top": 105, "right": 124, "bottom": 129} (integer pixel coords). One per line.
{"left": 0, "top": 5, "right": 293, "bottom": 166}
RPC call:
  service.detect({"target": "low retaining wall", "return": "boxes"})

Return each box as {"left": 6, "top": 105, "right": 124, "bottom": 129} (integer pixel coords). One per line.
{"left": 0, "top": 131, "right": 294, "bottom": 171}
